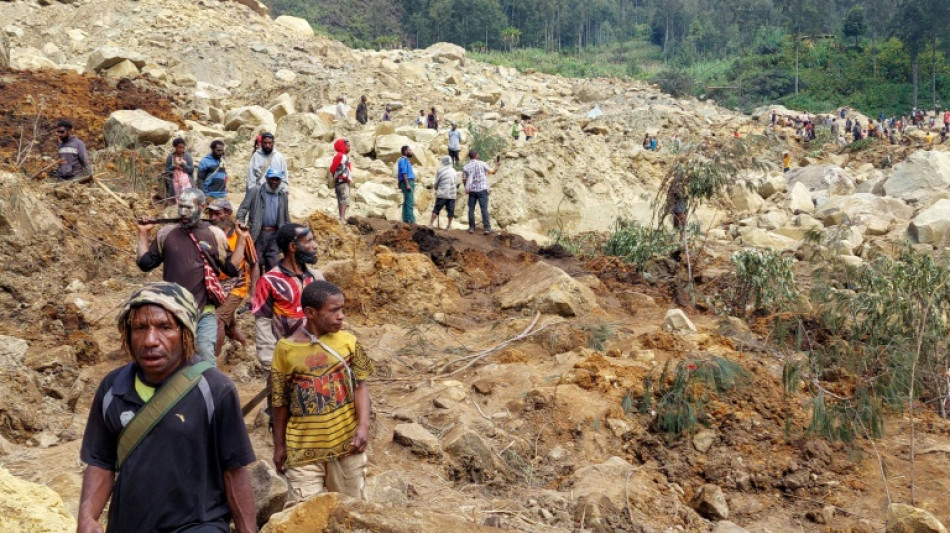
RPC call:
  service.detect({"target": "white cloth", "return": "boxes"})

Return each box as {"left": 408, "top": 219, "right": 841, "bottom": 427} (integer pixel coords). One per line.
{"left": 246, "top": 149, "right": 289, "bottom": 192}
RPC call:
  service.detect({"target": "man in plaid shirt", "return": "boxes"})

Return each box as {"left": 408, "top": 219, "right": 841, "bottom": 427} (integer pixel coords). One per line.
{"left": 461, "top": 150, "right": 499, "bottom": 235}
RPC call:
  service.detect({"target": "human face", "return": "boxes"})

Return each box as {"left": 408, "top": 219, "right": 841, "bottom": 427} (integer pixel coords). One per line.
{"left": 266, "top": 176, "right": 282, "bottom": 191}
{"left": 261, "top": 137, "right": 274, "bottom": 154}
{"left": 306, "top": 293, "right": 345, "bottom": 335}
{"left": 178, "top": 194, "right": 203, "bottom": 227}
{"left": 208, "top": 208, "right": 232, "bottom": 229}
{"left": 56, "top": 126, "right": 70, "bottom": 143}
{"left": 292, "top": 230, "right": 317, "bottom": 264}
{"left": 212, "top": 144, "right": 226, "bottom": 159}
{"left": 128, "top": 304, "right": 184, "bottom": 384}
{"left": 174, "top": 143, "right": 186, "bottom": 155}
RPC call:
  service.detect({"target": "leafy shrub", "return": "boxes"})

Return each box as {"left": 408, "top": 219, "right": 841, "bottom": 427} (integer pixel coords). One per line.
{"left": 726, "top": 248, "right": 798, "bottom": 316}
{"left": 604, "top": 219, "right": 682, "bottom": 271}
{"left": 652, "top": 69, "right": 695, "bottom": 97}
{"left": 466, "top": 121, "right": 507, "bottom": 162}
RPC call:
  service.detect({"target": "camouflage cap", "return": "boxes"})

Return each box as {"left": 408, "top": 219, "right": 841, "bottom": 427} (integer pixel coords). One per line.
{"left": 116, "top": 282, "right": 199, "bottom": 337}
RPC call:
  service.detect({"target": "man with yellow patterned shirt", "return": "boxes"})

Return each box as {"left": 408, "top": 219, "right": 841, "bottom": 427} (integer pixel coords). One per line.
{"left": 271, "top": 280, "right": 375, "bottom": 504}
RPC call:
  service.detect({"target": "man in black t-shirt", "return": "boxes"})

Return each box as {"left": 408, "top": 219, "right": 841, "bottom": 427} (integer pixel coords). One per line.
{"left": 78, "top": 282, "right": 256, "bottom": 533}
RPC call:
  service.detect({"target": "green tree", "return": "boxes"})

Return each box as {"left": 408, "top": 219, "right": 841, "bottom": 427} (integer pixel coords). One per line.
{"left": 842, "top": 6, "right": 867, "bottom": 47}
{"left": 500, "top": 26, "right": 521, "bottom": 50}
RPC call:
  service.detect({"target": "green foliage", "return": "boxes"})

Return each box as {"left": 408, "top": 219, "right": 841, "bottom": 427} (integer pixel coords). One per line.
{"left": 604, "top": 219, "right": 682, "bottom": 272}
{"left": 841, "top": 6, "right": 867, "bottom": 47}
{"left": 652, "top": 69, "right": 695, "bottom": 97}
{"left": 580, "top": 321, "right": 616, "bottom": 351}
{"left": 547, "top": 229, "right": 605, "bottom": 258}
{"left": 644, "top": 357, "right": 749, "bottom": 436}
{"left": 723, "top": 248, "right": 798, "bottom": 316}
{"left": 466, "top": 121, "right": 507, "bottom": 162}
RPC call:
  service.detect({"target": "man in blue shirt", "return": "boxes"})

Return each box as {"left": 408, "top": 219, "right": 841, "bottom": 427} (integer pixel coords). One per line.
{"left": 197, "top": 140, "right": 229, "bottom": 199}
{"left": 397, "top": 145, "right": 416, "bottom": 224}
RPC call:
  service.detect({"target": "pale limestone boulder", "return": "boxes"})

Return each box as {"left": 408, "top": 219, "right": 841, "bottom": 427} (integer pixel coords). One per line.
{"left": 86, "top": 45, "right": 145, "bottom": 72}
{"left": 470, "top": 90, "right": 501, "bottom": 105}
{"left": 909, "top": 199, "right": 950, "bottom": 245}
{"left": 884, "top": 151, "right": 950, "bottom": 202}
{"left": 396, "top": 126, "right": 439, "bottom": 144}
{"left": 787, "top": 182, "right": 815, "bottom": 214}
{"left": 393, "top": 423, "right": 440, "bottom": 456}
{"left": 274, "top": 15, "right": 314, "bottom": 36}
{"left": 692, "top": 484, "right": 729, "bottom": 520}
{"left": 495, "top": 261, "right": 599, "bottom": 317}
{"left": 740, "top": 227, "right": 799, "bottom": 250}
{"left": 786, "top": 165, "right": 855, "bottom": 202}
{"left": 275, "top": 113, "right": 332, "bottom": 144}
{"left": 0, "top": 466, "right": 77, "bottom": 532}
{"left": 814, "top": 194, "right": 913, "bottom": 227}
{"left": 885, "top": 503, "right": 947, "bottom": 533}
{"left": 426, "top": 42, "right": 466, "bottom": 65}
{"left": 266, "top": 93, "right": 295, "bottom": 122}
{"left": 103, "top": 59, "right": 140, "bottom": 78}
{"left": 104, "top": 110, "right": 178, "bottom": 146}
{"left": 224, "top": 106, "right": 275, "bottom": 131}
{"left": 663, "top": 309, "right": 697, "bottom": 333}
{"left": 0, "top": 173, "right": 63, "bottom": 238}
{"left": 10, "top": 47, "right": 57, "bottom": 70}
{"left": 727, "top": 182, "right": 764, "bottom": 213}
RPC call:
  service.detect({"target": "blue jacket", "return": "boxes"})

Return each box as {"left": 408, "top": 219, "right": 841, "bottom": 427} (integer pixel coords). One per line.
{"left": 197, "top": 154, "right": 228, "bottom": 199}
{"left": 397, "top": 157, "right": 415, "bottom": 183}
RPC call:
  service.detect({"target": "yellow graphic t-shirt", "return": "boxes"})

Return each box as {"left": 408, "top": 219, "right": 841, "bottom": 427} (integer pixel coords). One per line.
{"left": 271, "top": 331, "right": 375, "bottom": 467}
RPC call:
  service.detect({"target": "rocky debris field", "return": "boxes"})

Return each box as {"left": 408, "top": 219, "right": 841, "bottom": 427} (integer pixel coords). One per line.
{"left": 3, "top": 0, "right": 950, "bottom": 532}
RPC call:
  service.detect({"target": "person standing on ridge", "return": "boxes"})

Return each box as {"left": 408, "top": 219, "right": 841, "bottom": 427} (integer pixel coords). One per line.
{"left": 329, "top": 138, "right": 353, "bottom": 224}
{"left": 52, "top": 119, "right": 91, "bottom": 181}
{"left": 397, "top": 146, "right": 416, "bottom": 224}
{"left": 447, "top": 122, "right": 462, "bottom": 168}
{"left": 462, "top": 150, "right": 498, "bottom": 235}
{"left": 356, "top": 95, "right": 368, "bottom": 125}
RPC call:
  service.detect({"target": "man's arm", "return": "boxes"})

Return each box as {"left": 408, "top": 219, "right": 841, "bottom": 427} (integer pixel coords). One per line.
{"left": 135, "top": 221, "right": 161, "bottom": 271}
{"left": 229, "top": 225, "right": 250, "bottom": 271}
{"left": 223, "top": 467, "right": 257, "bottom": 533}
{"left": 79, "top": 141, "right": 91, "bottom": 175}
{"left": 76, "top": 465, "right": 114, "bottom": 533}
{"left": 236, "top": 191, "right": 253, "bottom": 225}
{"left": 272, "top": 406, "right": 289, "bottom": 473}
{"left": 183, "top": 153, "right": 195, "bottom": 179}
{"left": 351, "top": 382, "right": 371, "bottom": 454}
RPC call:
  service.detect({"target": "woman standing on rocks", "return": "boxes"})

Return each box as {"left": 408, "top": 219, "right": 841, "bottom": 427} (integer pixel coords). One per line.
{"left": 164, "top": 138, "right": 194, "bottom": 203}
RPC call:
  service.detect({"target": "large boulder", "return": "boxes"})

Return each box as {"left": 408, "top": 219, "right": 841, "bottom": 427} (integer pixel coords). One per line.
{"left": 909, "top": 199, "right": 950, "bottom": 245}
{"left": 0, "top": 466, "right": 77, "bottom": 532}
{"left": 247, "top": 461, "right": 288, "bottom": 527}
{"left": 103, "top": 59, "right": 140, "bottom": 78}
{"left": 426, "top": 42, "right": 466, "bottom": 65}
{"left": 786, "top": 165, "right": 855, "bottom": 202}
{"left": 86, "top": 46, "right": 145, "bottom": 72}
{"left": 104, "top": 110, "right": 178, "bottom": 146}
{"left": 396, "top": 126, "right": 439, "bottom": 144}
{"left": 261, "top": 492, "right": 502, "bottom": 532}
{"left": 886, "top": 503, "right": 948, "bottom": 533}
{"left": 786, "top": 182, "right": 815, "bottom": 214}
{"left": 727, "top": 182, "right": 764, "bottom": 213}
{"left": 739, "top": 228, "right": 799, "bottom": 250}
{"left": 224, "top": 106, "right": 275, "bottom": 131}
{"left": 275, "top": 113, "right": 333, "bottom": 144}
{"left": 374, "top": 135, "right": 434, "bottom": 167}
{"left": 274, "top": 15, "right": 314, "bottom": 36}
{"left": 10, "top": 47, "right": 57, "bottom": 70}
{"left": 692, "top": 484, "right": 729, "bottom": 520}
{"left": 813, "top": 193, "right": 913, "bottom": 227}
{"left": 0, "top": 173, "right": 63, "bottom": 238}
{"left": 266, "top": 93, "right": 295, "bottom": 122}
{"left": 884, "top": 151, "right": 950, "bottom": 202}
{"left": 393, "top": 423, "right": 440, "bottom": 457}
{"left": 494, "top": 260, "right": 599, "bottom": 317}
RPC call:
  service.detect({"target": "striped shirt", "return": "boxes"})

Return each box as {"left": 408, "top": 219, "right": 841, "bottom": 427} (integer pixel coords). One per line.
{"left": 462, "top": 160, "right": 492, "bottom": 193}
{"left": 271, "top": 331, "right": 375, "bottom": 467}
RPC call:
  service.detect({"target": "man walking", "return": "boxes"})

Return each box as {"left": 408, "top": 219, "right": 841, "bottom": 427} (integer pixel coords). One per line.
{"left": 397, "top": 145, "right": 416, "bottom": 224}
{"left": 524, "top": 119, "right": 536, "bottom": 141}
{"left": 355, "top": 95, "right": 368, "bottom": 126}
{"left": 429, "top": 156, "right": 457, "bottom": 230}
{"left": 246, "top": 132, "right": 288, "bottom": 192}
{"left": 462, "top": 150, "right": 497, "bottom": 235}
{"left": 207, "top": 199, "right": 257, "bottom": 359}
{"left": 52, "top": 119, "right": 91, "bottom": 181}
{"left": 251, "top": 223, "right": 323, "bottom": 374}
{"left": 197, "top": 140, "right": 229, "bottom": 200}
{"left": 336, "top": 96, "right": 348, "bottom": 121}
{"left": 272, "top": 281, "right": 375, "bottom": 504}
{"left": 329, "top": 138, "right": 353, "bottom": 224}
{"left": 77, "top": 282, "right": 256, "bottom": 533}
{"left": 447, "top": 122, "right": 462, "bottom": 168}
{"left": 237, "top": 168, "right": 291, "bottom": 273}
{"left": 136, "top": 188, "right": 249, "bottom": 364}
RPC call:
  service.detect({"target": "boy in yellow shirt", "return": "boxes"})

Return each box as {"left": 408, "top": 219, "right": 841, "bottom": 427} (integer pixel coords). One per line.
{"left": 271, "top": 280, "right": 375, "bottom": 504}
{"left": 782, "top": 152, "right": 791, "bottom": 173}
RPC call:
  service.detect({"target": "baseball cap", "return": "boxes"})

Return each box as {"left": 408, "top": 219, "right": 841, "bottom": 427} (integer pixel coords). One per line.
{"left": 207, "top": 198, "right": 233, "bottom": 211}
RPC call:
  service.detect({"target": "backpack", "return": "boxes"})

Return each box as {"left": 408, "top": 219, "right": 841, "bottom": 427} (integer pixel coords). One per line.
{"left": 327, "top": 155, "right": 350, "bottom": 189}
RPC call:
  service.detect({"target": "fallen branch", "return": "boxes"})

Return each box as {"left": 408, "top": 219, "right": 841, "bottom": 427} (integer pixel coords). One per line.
{"left": 437, "top": 311, "right": 546, "bottom": 375}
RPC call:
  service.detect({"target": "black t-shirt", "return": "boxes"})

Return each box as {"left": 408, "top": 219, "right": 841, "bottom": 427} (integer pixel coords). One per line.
{"left": 80, "top": 363, "right": 256, "bottom": 533}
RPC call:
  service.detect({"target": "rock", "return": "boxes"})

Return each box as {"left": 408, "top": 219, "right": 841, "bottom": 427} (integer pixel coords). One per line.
{"left": 375, "top": 122, "right": 397, "bottom": 136}
{"left": 261, "top": 492, "right": 501, "bottom": 532}
{"left": 86, "top": 45, "right": 145, "bottom": 72}
{"left": 0, "top": 33, "right": 8, "bottom": 69}
{"left": 0, "top": 466, "right": 77, "bottom": 532}
{"left": 393, "top": 423, "right": 440, "bottom": 456}
{"left": 909, "top": 199, "right": 950, "bottom": 245}
{"left": 266, "top": 93, "right": 295, "bottom": 122}
{"left": 740, "top": 227, "right": 799, "bottom": 250}
{"left": 786, "top": 165, "right": 856, "bottom": 202}
{"left": 104, "top": 110, "right": 178, "bottom": 146}
{"left": 727, "top": 183, "right": 764, "bottom": 213}
{"left": 442, "top": 425, "right": 507, "bottom": 476}
{"left": 787, "top": 182, "right": 815, "bottom": 214}
{"left": 274, "top": 69, "right": 296, "bottom": 83}
{"left": 712, "top": 521, "right": 751, "bottom": 533}
{"left": 885, "top": 151, "right": 950, "bottom": 202}
{"left": 494, "top": 260, "right": 599, "bottom": 317}
{"left": 66, "top": 29, "right": 86, "bottom": 43}
{"left": 628, "top": 292, "right": 656, "bottom": 308}
{"left": 813, "top": 194, "right": 912, "bottom": 227}
{"left": 575, "top": 84, "right": 607, "bottom": 103}
{"left": 426, "top": 42, "right": 466, "bottom": 65}
{"left": 692, "top": 429, "right": 716, "bottom": 453}
{"left": 276, "top": 113, "right": 332, "bottom": 143}
{"left": 472, "top": 379, "right": 493, "bottom": 395}
{"left": 693, "top": 483, "right": 729, "bottom": 520}
{"left": 24, "top": 345, "right": 74, "bottom": 372}
{"left": 274, "top": 15, "right": 314, "bottom": 36}
{"left": 756, "top": 174, "right": 787, "bottom": 198}
{"left": 103, "top": 59, "right": 139, "bottom": 78}
{"left": 231, "top": 0, "right": 269, "bottom": 16}
{"left": 395, "top": 126, "right": 439, "bottom": 144}
{"left": 663, "top": 309, "right": 697, "bottom": 333}
{"left": 886, "top": 503, "right": 948, "bottom": 533}
{"left": 0, "top": 335, "right": 28, "bottom": 369}
{"left": 248, "top": 461, "right": 288, "bottom": 527}
{"left": 374, "top": 134, "right": 433, "bottom": 166}
{"left": 470, "top": 90, "right": 501, "bottom": 105}
{"left": 224, "top": 105, "right": 275, "bottom": 131}
{"left": 365, "top": 471, "right": 409, "bottom": 508}
{"left": 0, "top": 172, "right": 63, "bottom": 237}
{"left": 30, "top": 430, "right": 59, "bottom": 448}
{"left": 10, "top": 47, "right": 57, "bottom": 70}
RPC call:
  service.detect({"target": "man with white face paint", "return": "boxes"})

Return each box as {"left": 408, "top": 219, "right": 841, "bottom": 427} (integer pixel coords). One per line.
{"left": 136, "top": 188, "right": 251, "bottom": 364}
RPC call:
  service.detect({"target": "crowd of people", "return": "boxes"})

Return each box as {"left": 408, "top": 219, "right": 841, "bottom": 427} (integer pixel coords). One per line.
{"left": 63, "top": 95, "right": 521, "bottom": 532}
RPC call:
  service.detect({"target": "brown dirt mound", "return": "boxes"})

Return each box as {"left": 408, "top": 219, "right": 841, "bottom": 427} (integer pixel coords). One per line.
{"left": 0, "top": 69, "right": 182, "bottom": 171}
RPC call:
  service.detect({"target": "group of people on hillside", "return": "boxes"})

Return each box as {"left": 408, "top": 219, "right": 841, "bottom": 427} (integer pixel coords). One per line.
{"left": 61, "top": 94, "right": 514, "bottom": 530}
